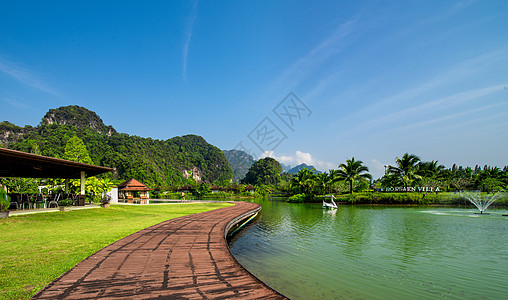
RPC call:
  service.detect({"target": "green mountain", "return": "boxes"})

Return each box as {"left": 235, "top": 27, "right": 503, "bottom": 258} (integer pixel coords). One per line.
{"left": 287, "top": 163, "right": 319, "bottom": 174}
{"left": 0, "top": 106, "right": 234, "bottom": 188}
{"left": 223, "top": 149, "right": 256, "bottom": 182}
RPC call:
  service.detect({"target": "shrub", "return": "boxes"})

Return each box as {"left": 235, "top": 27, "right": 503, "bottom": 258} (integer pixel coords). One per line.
{"left": 287, "top": 193, "right": 306, "bottom": 203}
{"left": 0, "top": 188, "right": 11, "bottom": 211}
{"left": 59, "top": 199, "right": 73, "bottom": 207}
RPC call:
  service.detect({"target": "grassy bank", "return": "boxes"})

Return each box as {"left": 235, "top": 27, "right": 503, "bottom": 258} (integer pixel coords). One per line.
{"left": 287, "top": 192, "right": 508, "bottom": 206}
{"left": 0, "top": 203, "right": 232, "bottom": 300}
{"left": 336, "top": 192, "right": 508, "bottom": 206}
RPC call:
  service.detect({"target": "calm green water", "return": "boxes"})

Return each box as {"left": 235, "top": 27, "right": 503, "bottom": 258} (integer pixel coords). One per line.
{"left": 229, "top": 199, "right": 508, "bottom": 299}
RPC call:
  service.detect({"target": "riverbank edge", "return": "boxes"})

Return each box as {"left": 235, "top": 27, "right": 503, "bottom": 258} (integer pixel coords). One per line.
{"left": 225, "top": 204, "right": 289, "bottom": 299}
{"left": 287, "top": 192, "right": 508, "bottom": 206}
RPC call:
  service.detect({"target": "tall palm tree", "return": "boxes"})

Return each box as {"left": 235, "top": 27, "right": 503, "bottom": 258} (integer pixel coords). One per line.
{"left": 388, "top": 153, "right": 421, "bottom": 188}
{"left": 314, "top": 172, "right": 332, "bottom": 195}
{"left": 417, "top": 160, "right": 446, "bottom": 179}
{"left": 290, "top": 168, "right": 316, "bottom": 195}
{"left": 336, "top": 157, "right": 372, "bottom": 194}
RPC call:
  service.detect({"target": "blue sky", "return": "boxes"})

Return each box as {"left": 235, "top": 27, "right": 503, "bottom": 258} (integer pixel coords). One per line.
{"left": 1, "top": 1, "right": 508, "bottom": 178}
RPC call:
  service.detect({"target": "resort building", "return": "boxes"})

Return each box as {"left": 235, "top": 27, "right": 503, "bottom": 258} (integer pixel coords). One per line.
{"left": 118, "top": 178, "right": 152, "bottom": 203}
{"left": 244, "top": 185, "right": 256, "bottom": 193}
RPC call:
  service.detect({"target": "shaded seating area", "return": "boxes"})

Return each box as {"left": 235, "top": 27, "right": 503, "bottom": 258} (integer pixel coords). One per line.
{"left": 7, "top": 193, "right": 64, "bottom": 209}
{"left": 0, "top": 148, "right": 113, "bottom": 211}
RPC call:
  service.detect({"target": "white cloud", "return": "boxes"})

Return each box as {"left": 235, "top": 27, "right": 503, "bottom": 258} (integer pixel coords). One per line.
{"left": 261, "top": 150, "right": 334, "bottom": 171}
{"left": 0, "top": 56, "right": 60, "bottom": 96}
{"left": 182, "top": 1, "right": 198, "bottom": 80}
{"left": 3, "top": 97, "right": 30, "bottom": 109}
{"left": 267, "top": 16, "right": 361, "bottom": 94}
{"left": 351, "top": 83, "right": 507, "bottom": 134}
{"left": 370, "top": 159, "right": 389, "bottom": 179}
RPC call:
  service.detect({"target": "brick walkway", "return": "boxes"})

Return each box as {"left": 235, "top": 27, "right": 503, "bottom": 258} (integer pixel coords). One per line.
{"left": 32, "top": 202, "right": 287, "bottom": 299}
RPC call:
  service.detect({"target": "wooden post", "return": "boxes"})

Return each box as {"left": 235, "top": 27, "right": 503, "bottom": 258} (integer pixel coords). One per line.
{"left": 65, "top": 178, "right": 69, "bottom": 194}
{"left": 80, "top": 171, "right": 85, "bottom": 195}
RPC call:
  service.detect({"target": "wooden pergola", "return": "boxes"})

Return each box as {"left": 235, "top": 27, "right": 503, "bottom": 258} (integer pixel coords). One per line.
{"left": 0, "top": 148, "right": 113, "bottom": 197}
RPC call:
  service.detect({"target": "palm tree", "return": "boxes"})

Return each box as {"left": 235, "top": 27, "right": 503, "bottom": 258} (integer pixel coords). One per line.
{"left": 314, "top": 172, "right": 332, "bottom": 195}
{"left": 388, "top": 153, "right": 421, "bottom": 188}
{"left": 417, "top": 160, "right": 446, "bottom": 179}
{"left": 290, "top": 168, "right": 316, "bottom": 195}
{"left": 336, "top": 157, "right": 372, "bottom": 194}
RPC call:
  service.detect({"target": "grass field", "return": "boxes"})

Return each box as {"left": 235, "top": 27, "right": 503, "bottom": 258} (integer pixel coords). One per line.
{"left": 0, "top": 203, "right": 233, "bottom": 300}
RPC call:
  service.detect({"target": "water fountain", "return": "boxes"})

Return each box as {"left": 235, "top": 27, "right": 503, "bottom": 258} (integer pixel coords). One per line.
{"left": 460, "top": 190, "right": 504, "bottom": 214}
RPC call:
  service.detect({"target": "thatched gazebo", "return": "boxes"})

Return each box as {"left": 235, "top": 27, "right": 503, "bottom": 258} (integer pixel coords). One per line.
{"left": 118, "top": 178, "right": 152, "bottom": 203}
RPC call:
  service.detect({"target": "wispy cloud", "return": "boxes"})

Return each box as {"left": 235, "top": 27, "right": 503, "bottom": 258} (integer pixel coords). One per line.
{"left": 3, "top": 96, "right": 30, "bottom": 109}
{"left": 384, "top": 101, "right": 506, "bottom": 137}
{"left": 422, "top": 0, "right": 478, "bottom": 25}
{"left": 261, "top": 150, "right": 335, "bottom": 171}
{"left": 0, "top": 56, "right": 59, "bottom": 96}
{"left": 339, "top": 49, "right": 508, "bottom": 133}
{"left": 182, "top": 1, "right": 198, "bottom": 80}
{"left": 352, "top": 83, "right": 507, "bottom": 134}
{"left": 270, "top": 16, "right": 361, "bottom": 94}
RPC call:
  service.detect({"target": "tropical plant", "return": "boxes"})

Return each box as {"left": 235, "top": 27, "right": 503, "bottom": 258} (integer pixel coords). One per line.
{"left": 69, "top": 177, "right": 113, "bottom": 203}
{"left": 290, "top": 168, "right": 316, "bottom": 195}
{"left": 314, "top": 172, "right": 332, "bottom": 195}
{"left": 417, "top": 160, "right": 446, "bottom": 179}
{"left": 193, "top": 183, "right": 211, "bottom": 199}
{"left": 0, "top": 187, "right": 11, "bottom": 211}
{"left": 0, "top": 177, "right": 39, "bottom": 194}
{"left": 336, "top": 157, "right": 372, "bottom": 194}
{"left": 388, "top": 153, "right": 422, "bottom": 188}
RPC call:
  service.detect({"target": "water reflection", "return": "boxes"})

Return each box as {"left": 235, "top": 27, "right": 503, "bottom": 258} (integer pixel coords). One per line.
{"left": 229, "top": 199, "right": 508, "bottom": 300}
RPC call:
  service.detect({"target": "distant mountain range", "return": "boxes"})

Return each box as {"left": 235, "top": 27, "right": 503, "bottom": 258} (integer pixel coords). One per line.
{"left": 286, "top": 163, "right": 320, "bottom": 174}
{"left": 222, "top": 151, "right": 321, "bottom": 181}
{"left": 223, "top": 149, "right": 256, "bottom": 182}
{"left": 0, "top": 105, "right": 234, "bottom": 188}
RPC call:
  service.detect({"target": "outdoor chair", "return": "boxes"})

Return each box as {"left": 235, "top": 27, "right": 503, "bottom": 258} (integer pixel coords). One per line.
{"left": 47, "top": 193, "right": 61, "bottom": 208}
{"left": 35, "top": 194, "right": 45, "bottom": 209}
{"left": 8, "top": 194, "right": 19, "bottom": 209}
{"left": 70, "top": 193, "right": 78, "bottom": 206}
{"left": 21, "top": 194, "right": 31, "bottom": 209}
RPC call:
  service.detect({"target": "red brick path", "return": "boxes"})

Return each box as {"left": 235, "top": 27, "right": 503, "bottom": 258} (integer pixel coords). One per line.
{"left": 32, "top": 202, "right": 287, "bottom": 299}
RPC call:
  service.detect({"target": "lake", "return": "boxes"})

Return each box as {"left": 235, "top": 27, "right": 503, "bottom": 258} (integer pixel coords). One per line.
{"left": 228, "top": 198, "right": 508, "bottom": 299}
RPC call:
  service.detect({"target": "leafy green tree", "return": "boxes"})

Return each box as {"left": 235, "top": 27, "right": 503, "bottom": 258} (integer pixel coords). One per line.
{"left": 314, "top": 172, "right": 333, "bottom": 195}
{"left": 290, "top": 168, "right": 316, "bottom": 195}
{"left": 242, "top": 157, "right": 282, "bottom": 185}
{"left": 69, "top": 177, "right": 113, "bottom": 203}
{"left": 0, "top": 177, "right": 39, "bottom": 194}
{"left": 336, "top": 157, "right": 372, "bottom": 194}
{"left": 417, "top": 160, "right": 446, "bottom": 179}
{"left": 193, "top": 183, "right": 211, "bottom": 199}
{"left": 388, "top": 153, "right": 422, "bottom": 188}
{"left": 63, "top": 136, "right": 93, "bottom": 164}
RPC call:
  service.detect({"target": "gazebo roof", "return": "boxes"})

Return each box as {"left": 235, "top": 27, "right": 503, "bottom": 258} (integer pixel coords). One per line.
{"left": 0, "top": 147, "right": 113, "bottom": 179}
{"left": 244, "top": 185, "right": 256, "bottom": 190}
{"left": 118, "top": 178, "right": 152, "bottom": 191}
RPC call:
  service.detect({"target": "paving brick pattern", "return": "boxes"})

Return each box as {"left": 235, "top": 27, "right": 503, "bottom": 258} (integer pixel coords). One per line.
{"left": 32, "top": 202, "right": 287, "bottom": 299}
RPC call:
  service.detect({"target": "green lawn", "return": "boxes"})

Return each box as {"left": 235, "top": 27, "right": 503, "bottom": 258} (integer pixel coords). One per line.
{"left": 0, "top": 203, "right": 233, "bottom": 300}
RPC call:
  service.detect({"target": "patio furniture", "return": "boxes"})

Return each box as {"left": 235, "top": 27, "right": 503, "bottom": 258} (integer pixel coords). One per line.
{"left": 8, "top": 194, "right": 20, "bottom": 210}
{"left": 69, "top": 193, "right": 78, "bottom": 206}
{"left": 21, "top": 194, "right": 31, "bottom": 209}
{"left": 47, "top": 193, "right": 61, "bottom": 208}
{"left": 35, "top": 194, "right": 45, "bottom": 209}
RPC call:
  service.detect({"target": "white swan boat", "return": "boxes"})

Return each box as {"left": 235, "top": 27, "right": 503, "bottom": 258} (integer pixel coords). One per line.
{"left": 322, "top": 195, "right": 338, "bottom": 209}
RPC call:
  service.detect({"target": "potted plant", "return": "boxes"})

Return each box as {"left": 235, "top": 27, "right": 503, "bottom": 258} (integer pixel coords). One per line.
{"left": 100, "top": 194, "right": 111, "bottom": 208}
{"left": 58, "top": 199, "right": 73, "bottom": 212}
{"left": 0, "top": 188, "right": 11, "bottom": 218}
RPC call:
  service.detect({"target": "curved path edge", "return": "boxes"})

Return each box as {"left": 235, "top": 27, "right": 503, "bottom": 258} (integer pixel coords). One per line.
{"left": 32, "top": 202, "right": 287, "bottom": 299}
